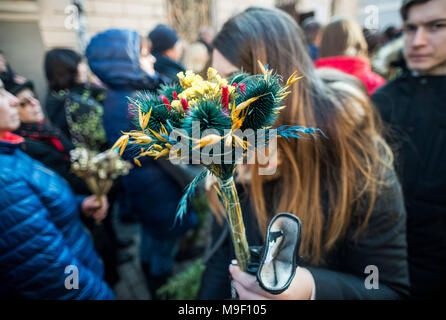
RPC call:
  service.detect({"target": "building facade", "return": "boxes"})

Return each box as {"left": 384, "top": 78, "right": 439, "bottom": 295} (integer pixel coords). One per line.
{"left": 0, "top": 0, "right": 274, "bottom": 98}
{"left": 0, "top": 0, "right": 404, "bottom": 100}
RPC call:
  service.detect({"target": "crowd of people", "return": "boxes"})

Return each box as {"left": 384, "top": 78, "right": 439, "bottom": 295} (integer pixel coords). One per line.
{"left": 0, "top": 0, "right": 445, "bottom": 300}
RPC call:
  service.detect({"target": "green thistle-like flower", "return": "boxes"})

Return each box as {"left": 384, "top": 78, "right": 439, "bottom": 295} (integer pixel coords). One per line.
{"left": 129, "top": 92, "right": 182, "bottom": 132}
{"left": 229, "top": 71, "right": 250, "bottom": 86}
{"left": 157, "top": 82, "right": 184, "bottom": 101}
{"left": 182, "top": 99, "right": 231, "bottom": 136}
{"left": 236, "top": 74, "right": 284, "bottom": 131}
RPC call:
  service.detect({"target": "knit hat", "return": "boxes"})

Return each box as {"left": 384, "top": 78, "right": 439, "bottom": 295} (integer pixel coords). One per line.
{"left": 148, "top": 24, "right": 179, "bottom": 55}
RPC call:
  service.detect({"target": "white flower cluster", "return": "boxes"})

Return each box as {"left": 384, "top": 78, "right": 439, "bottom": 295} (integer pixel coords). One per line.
{"left": 70, "top": 147, "right": 131, "bottom": 181}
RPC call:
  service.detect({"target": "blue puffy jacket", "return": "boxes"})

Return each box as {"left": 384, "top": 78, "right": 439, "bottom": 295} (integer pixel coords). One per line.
{"left": 0, "top": 133, "right": 114, "bottom": 299}
{"left": 86, "top": 29, "right": 197, "bottom": 239}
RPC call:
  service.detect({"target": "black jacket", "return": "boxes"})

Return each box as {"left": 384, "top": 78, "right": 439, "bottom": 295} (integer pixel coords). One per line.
{"left": 198, "top": 168, "right": 409, "bottom": 300}
{"left": 154, "top": 54, "right": 186, "bottom": 84}
{"left": 372, "top": 73, "right": 446, "bottom": 299}
{"left": 45, "top": 83, "right": 108, "bottom": 151}
{"left": 14, "top": 122, "right": 90, "bottom": 195}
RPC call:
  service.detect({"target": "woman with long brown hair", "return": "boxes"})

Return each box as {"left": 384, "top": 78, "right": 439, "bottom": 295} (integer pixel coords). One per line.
{"left": 199, "top": 7, "right": 409, "bottom": 300}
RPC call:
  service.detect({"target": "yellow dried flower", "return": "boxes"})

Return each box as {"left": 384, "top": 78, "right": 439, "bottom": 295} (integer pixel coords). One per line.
{"left": 193, "top": 134, "right": 224, "bottom": 150}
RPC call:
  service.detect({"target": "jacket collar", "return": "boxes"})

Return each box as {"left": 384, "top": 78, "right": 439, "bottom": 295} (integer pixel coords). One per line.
{"left": 408, "top": 71, "right": 446, "bottom": 80}
{"left": 398, "top": 70, "right": 446, "bottom": 86}
{"left": 0, "top": 132, "right": 24, "bottom": 154}
{"left": 154, "top": 54, "right": 185, "bottom": 74}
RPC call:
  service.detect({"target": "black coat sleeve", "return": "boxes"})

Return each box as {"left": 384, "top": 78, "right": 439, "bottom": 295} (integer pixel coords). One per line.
{"left": 197, "top": 187, "right": 264, "bottom": 300}
{"left": 45, "top": 92, "right": 71, "bottom": 138}
{"left": 307, "top": 170, "right": 410, "bottom": 299}
{"left": 197, "top": 217, "right": 233, "bottom": 300}
{"left": 371, "top": 85, "right": 395, "bottom": 125}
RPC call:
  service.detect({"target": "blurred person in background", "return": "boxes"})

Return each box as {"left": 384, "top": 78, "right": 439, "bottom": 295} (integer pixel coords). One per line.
{"left": 148, "top": 24, "right": 185, "bottom": 84}
{"left": 86, "top": 29, "right": 198, "bottom": 299}
{"left": 6, "top": 79, "right": 84, "bottom": 193}
{"left": 0, "top": 50, "right": 28, "bottom": 89}
{"left": 315, "top": 17, "right": 386, "bottom": 95}
{"left": 44, "top": 48, "right": 134, "bottom": 285}
{"left": 199, "top": 7, "right": 409, "bottom": 300}
{"left": 301, "top": 17, "right": 323, "bottom": 61}
{"left": 373, "top": 35, "right": 407, "bottom": 80}
{"left": 86, "top": 31, "right": 160, "bottom": 145}
{"left": 371, "top": 26, "right": 407, "bottom": 80}
{"left": 0, "top": 78, "right": 114, "bottom": 299}
{"left": 197, "top": 25, "right": 215, "bottom": 55}
{"left": 2, "top": 52, "right": 93, "bottom": 196}
{"left": 372, "top": 0, "right": 446, "bottom": 299}
{"left": 363, "top": 28, "right": 383, "bottom": 58}
{"left": 182, "top": 41, "right": 210, "bottom": 75}
{"left": 44, "top": 48, "right": 107, "bottom": 152}
{"left": 382, "top": 25, "right": 403, "bottom": 46}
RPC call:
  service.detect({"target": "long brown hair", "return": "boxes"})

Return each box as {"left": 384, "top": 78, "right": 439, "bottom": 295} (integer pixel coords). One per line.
{"left": 318, "top": 17, "right": 369, "bottom": 58}
{"left": 212, "top": 7, "right": 393, "bottom": 266}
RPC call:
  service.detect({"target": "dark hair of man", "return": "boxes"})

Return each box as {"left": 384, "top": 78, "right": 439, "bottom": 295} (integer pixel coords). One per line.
{"left": 401, "top": 0, "right": 432, "bottom": 21}
{"left": 44, "top": 48, "right": 82, "bottom": 91}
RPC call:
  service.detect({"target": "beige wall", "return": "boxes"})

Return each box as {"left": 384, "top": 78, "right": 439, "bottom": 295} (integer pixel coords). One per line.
{"left": 297, "top": 0, "right": 360, "bottom": 23}
{"left": 332, "top": 0, "right": 359, "bottom": 19}
{"left": 84, "top": 0, "right": 166, "bottom": 41}
{"left": 0, "top": 0, "right": 277, "bottom": 50}
{"left": 38, "top": 0, "right": 77, "bottom": 49}
{"left": 0, "top": 0, "right": 168, "bottom": 101}
{"left": 37, "top": 0, "right": 166, "bottom": 50}
{"left": 0, "top": 19, "right": 47, "bottom": 101}
{"left": 0, "top": 0, "right": 40, "bottom": 21}
{"left": 212, "top": 0, "right": 275, "bottom": 31}
{"left": 297, "top": 0, "right": 332, "bottom": 23}
{"left": 1, "top": 0, "right": 363, "bottom": 50}
{"left": 0, "top": 0, "right": 167, "bottom": 50}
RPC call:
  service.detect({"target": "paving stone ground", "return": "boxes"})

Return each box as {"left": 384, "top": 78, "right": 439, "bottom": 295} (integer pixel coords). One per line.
{"left": 111, "top": 218, "right": 150, "bottom": 300}
{"left": 110, "top": 210, "right": 211, "bottom": 300}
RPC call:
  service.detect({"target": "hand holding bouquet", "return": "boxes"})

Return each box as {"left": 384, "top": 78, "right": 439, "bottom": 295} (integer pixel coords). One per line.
{"left": 70, "top": 147, "right": 132, "bottom": 223}
{"left": 112, "top": 63, "right": 322, "bottom": 270}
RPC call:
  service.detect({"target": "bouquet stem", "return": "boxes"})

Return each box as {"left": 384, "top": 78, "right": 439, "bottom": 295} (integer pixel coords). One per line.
{"left": 219, "top": 177, "right": 251, "bottom": 271}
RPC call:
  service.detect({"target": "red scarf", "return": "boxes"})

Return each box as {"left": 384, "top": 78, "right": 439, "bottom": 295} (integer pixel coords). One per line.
{"left": 15, "top": 121, "right": 68, "bottom": 153}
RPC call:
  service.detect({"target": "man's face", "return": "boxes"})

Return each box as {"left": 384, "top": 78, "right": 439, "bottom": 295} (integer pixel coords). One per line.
{"left": 140, "top": 38, "right": 157, "bottom": 77}
{"left": 165, "top": 41, "right": 184, "bottom": 63}
{"left": 403, "top": 0, "right": 446, "bottom": 75}
{"left": 0, "top": 80, "right": 20, "bottom": 133}
{"left": 76, "top": 61, "right": 88, "bottom": 83}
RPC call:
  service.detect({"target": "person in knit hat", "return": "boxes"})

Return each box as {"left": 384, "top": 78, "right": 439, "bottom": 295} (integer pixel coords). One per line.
{"left": 148, "top": 24, "right": 185, "bottom": 84}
